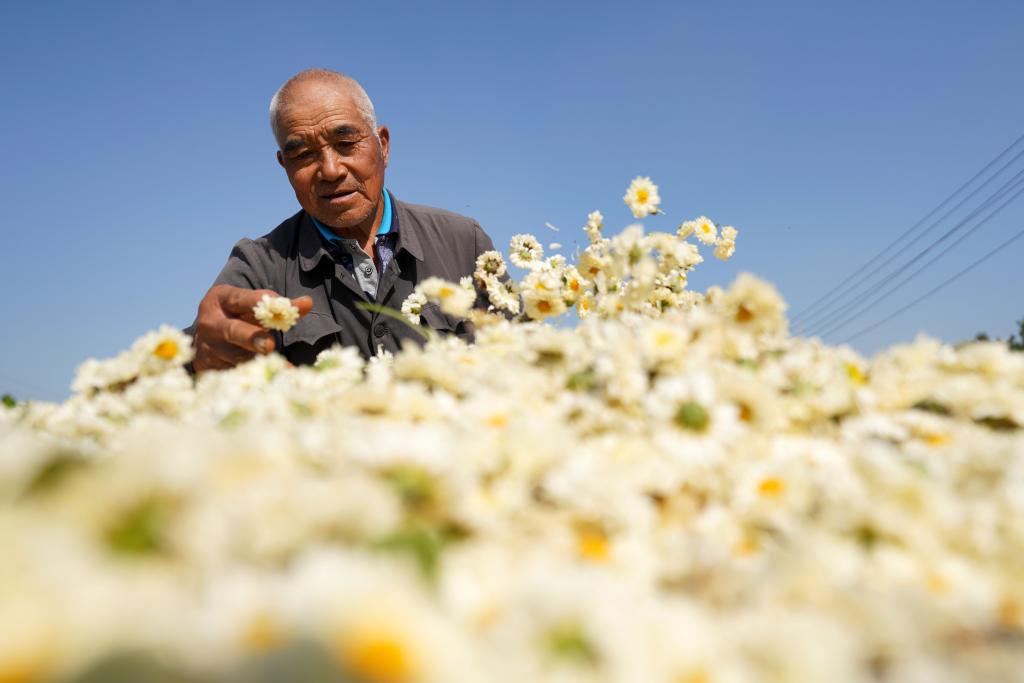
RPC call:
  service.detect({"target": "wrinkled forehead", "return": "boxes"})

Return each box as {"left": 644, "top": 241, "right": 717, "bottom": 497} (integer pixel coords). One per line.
{"left": 273, "top": 82, "right": 369, "bottom": 146}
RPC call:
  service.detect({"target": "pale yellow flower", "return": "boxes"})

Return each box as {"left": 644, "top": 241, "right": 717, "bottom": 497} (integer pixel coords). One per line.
{"left": 623, "top": 176, "right": 661, "bottom": 218}
{"left": 253, "top": 294, "right": 300, "bottom": 331}
{"left": 693, "top": 216, "right": 717, "bottom": 245}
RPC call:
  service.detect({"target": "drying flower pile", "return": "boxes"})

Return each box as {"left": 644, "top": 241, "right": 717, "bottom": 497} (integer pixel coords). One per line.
{"left": 1, "top": 180, "right": 1022, "bottom": 683}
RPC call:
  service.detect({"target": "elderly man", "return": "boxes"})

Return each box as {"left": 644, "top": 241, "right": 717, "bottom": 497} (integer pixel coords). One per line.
{"left": 190, "top": 69, "right": 498, "bottom": 372}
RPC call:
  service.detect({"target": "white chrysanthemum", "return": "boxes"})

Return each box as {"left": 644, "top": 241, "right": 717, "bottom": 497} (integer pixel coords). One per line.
{"left": 253, "top": 294, "right": 300, "bottom": 332}
{"left": 131, "top": 325, "right": 194, "bottom": 375}
{"left": 509, "top": 234, "right": 544, "bottom": 269}
{"left": 560, "top": 265, "right": 588, "bottom": 305}
{"left": 623, "top": 176, "right": 661, "bottom": 218}
{"left": 522, "top": 269, "right": 566, "bottom": 319}
{"left": 474, "top": 250, "right": 507, "bottom": 281}
{"left": 484, "top": 276, "right": 521, "bottom": 315}
{"left": 418, "top": 276, "right": 475, "bottom": 317}
{"left": 585, "top": 210, "right": 603, "bottom": 244}
{"left": 693, "top": 216, "right": 717, "bottom": 245}
{"left": 677, "top": 220, "right": 697, "bottom": 240}
{"left": 719, "top": 272, "right": 788, "bottom": 335}
{"left": 401, "top": 290, "right": 428, "bottom": 325}
{"left": 720, "top": 225, "right": 738, "bottom": 242}
{"left": 714, "top": 240, "right": 736, "bottom": 261}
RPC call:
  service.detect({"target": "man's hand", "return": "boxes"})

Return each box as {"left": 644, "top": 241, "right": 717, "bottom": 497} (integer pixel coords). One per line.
{"left": 192, "top": 285, "right": 313, "bottom": 372}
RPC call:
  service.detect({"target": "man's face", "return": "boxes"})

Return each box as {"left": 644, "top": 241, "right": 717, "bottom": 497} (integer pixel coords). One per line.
{"left": 275, "top": 82, "right": 389, "bottom": 232}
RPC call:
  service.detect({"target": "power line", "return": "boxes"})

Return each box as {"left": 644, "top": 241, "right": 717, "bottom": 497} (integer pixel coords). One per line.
{"left": 790, "top": 132, "right": 1024, "bottom": 327}
{"left": 795, "top": 147, "right": 1024, "bottom": 332}
{"left": 813, "top": 176, "right": 1024, "bottom": 339}
{"left": 802, "top": 167, "right": 1024, "bottom": 337}
{"left": 842, "top": 225, "right": 1024, "bottom": 344}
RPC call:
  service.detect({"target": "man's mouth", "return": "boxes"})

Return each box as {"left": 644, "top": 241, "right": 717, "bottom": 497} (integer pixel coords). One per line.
{"left": 320, "top": 189, "right": 356, "bottom": 202}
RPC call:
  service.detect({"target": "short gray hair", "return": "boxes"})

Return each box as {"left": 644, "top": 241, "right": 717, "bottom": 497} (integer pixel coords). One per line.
{"left": 269, "top": 69, "right": 378, "bottom": 145}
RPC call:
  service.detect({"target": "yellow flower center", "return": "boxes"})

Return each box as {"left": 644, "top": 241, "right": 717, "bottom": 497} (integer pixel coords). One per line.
{"left": 240, "top": 612, "right": 284, "bottom": 652}
{"left": 537, "top": 300, "right": 552, "bottom": 313}
{"left": 636, "top": 188, "right": 649, "bottom": 203}
{"left": 676, "top": 670, "right": 710, "bottom": 683}
{"left": 733, "top": 536, "right": 759, "bottom": 556}
{"left": 845, "top": 363, "right": 868, "bottom": 385}
{"left": 438, "top": 287, "right": 454, "bottom": 298}
{"left": 153, "top": 340, "right": 179, "bottom": 360}
{"left": 999, "top": 597, "right": 1020, "bottom": 628}
{"left": 757, "top": 477, "right": 785, "bottom": 497}
{"left": 340, "top": 631, "right": 414, "bottom": 683}
{"left": 577, "top": 531, "right": 611, "bottom": 563}
{"left": 926, "top": 572, "right": 950, "bottom": 595}
{"left": 735, "top": 305, "right": 754, "bottom": 323}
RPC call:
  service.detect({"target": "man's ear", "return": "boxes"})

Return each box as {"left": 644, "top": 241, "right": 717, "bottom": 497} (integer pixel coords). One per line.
{"left": 378, "top": 126, "right": 390, "bottom": 167}
{"left": 276, "top": 150, "right": 285, "bottom": 168}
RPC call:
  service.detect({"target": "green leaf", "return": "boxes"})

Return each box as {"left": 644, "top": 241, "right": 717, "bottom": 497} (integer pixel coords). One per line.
{"left": 912, "top": 399, "right": 951, "bottom": 416}
{"left": 356, "top": 302, "right": 432, "bottom": 341}
{"left": 546, "top": 622, "right": 599, "bottom": 666}
{"left": 25, "top": 453, "right": 86, "bottom": 495}
{"left": 975, "top": 416, "right": 1019, "bottom": 432}
{"left": 69, "top": 651, "right": 199, "bottom": 683}
{"left": 1, "top": 394, "right": 15, "bottom": 409}
{"left": 566, "top": 368, "right": 597, "bottom": 392}
{"left": 372, "top": 523, "right": 467, "bottom": 578}
{"left": 383, "top": 466, "right": 436, "bottom": 511}
{"left": 105, "top": 497, "right": 176, "bottom": 557}
{"left": 674, "top": 401, "right": 709, "bottom": 432}
{"left": 219, "top": 409, "right": 247, "bottom": 430}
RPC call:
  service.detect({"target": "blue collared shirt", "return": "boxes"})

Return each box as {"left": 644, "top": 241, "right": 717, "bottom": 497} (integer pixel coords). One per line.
{"left": 311, "top": 189, "right": 397, "bottom": 300}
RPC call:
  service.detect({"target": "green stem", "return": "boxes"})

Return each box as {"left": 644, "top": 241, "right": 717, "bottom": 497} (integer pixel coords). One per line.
{"left": 357, "top": 302, "right": 435, "bottom": 342}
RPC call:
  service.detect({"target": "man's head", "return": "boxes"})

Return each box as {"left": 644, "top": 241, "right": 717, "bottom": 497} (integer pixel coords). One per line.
{"left": 270, "top": 69, "right": 389, "bottom": 235}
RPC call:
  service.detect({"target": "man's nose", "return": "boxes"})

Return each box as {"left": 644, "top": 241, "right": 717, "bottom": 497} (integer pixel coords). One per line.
{"left": 318, "top": 146, "right": 346, "bottom": 182}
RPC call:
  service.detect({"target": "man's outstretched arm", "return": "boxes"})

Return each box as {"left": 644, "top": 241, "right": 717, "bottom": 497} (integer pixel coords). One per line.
{"left": 191, "top": 285, "right": 313, "bottom": 372}
{"left": 188, "top": 239, "right": 312, "bottom": 372}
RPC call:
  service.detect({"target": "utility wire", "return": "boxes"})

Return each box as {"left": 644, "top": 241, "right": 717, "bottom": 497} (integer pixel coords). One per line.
{"left": 794, "top": 147, "right": 1024, "bottom": 332}
{"left": 791, "top": 132, "right": 1024, "bottom": 327}
{"left": 842, "top": 225, "right": 1024, "bottom": 344}
{"left": 803, "top": 167, "right": 1024, "bottom": 337}
{"left": 813, "top": 174, "right": 1024, "bottom": 339}
{"left": 795, "top": 145, "right": 1024, "bottom": 331}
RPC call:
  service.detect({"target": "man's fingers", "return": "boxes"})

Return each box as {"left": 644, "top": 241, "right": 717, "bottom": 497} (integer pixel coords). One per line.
{"left": 193, "top": 342, "right": 235, "bottom": 372}
{"left": 207, "top": 340, "right": 259, "bottom": 366}
{"left": 222, "top": 318, "right": 275, "bottom": 354}
{"left": 293, "top": 296, "right": 314, "bottom": 318}
{"left": 221, "top": 286, "right": 282, "bottom": 322}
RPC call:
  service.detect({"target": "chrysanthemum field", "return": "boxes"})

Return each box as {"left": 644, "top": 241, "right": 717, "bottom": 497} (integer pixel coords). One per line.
{"left": 2, "top": 182, "right": 1022, "bottom": 683}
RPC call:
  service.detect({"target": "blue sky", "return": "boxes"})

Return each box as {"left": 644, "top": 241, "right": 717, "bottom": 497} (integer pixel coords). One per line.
{"left": 2, "top": 0, "right": 1023, "bottom": 401}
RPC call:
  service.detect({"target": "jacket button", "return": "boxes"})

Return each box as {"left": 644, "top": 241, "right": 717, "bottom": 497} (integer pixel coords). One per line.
{"left": 373, "top": 323, "right": 389, "bottom": 338}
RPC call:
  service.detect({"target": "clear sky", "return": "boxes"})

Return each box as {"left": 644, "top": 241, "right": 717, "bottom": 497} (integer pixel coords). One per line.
{"left": 2, "top": 0, "right": 1023, "bottom": 401}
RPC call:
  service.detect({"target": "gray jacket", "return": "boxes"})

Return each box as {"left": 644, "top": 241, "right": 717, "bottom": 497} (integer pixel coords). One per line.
{"left": 207, "top": 196, "right": 497, "bottom": 365}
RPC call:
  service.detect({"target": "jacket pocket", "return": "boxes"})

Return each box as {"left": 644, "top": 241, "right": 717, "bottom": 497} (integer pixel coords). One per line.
{"left": 420, "top": 304, "right": 475, "bottom": 342}
{"left": 282, "top": 311, "right": 343, "bottom": 347}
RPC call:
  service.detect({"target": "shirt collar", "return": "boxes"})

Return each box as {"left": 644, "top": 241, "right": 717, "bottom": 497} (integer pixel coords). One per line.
{"left": 299, "top": 191, "right": 424, "bottom": 272}
{"left": 311, "top": 188, "right": 393, "bottom": 244}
